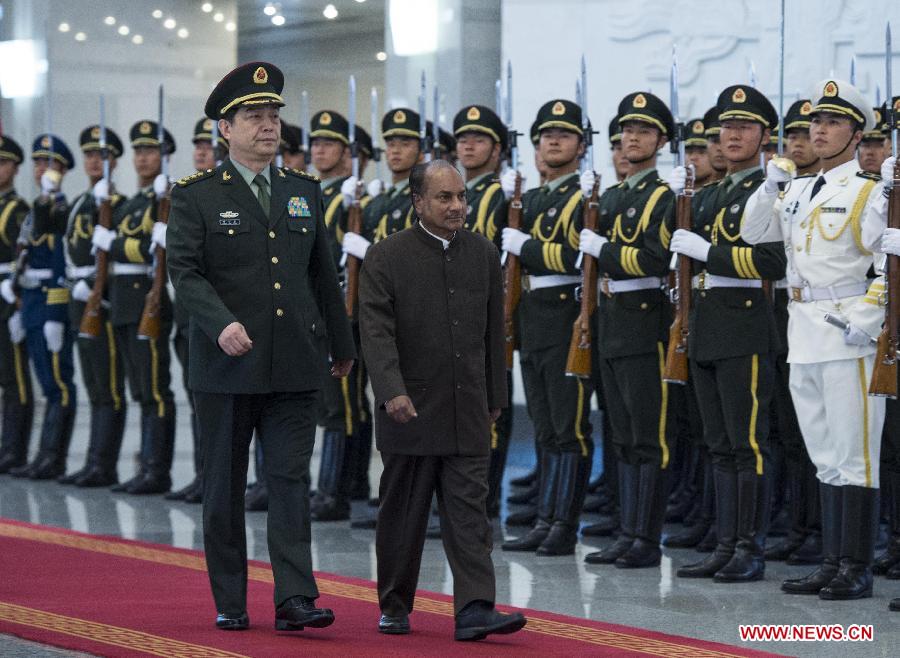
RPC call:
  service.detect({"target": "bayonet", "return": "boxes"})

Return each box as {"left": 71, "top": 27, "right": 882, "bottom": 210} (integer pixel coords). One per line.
{"left": 371, "top": 87, "right": 382, "bottom": 181}
{"left": 506, "top": 60, "right": 516, "bottom": 171}
{"left": 301, "top": 90, "right": 311, "bottom": 154}
{"left": 158, "top": 84, "right": 168, "bottom": 181}
{"left": 432, "top": 83, "right": 440, "bottom": 157}
{"left": 778, "top": 0, "right": 785, "bottom": 155}
{"left": 349, "top": 75, "right": 358, "bottom": 180}
{"left": 99, "top": 94, "right": 109, "bottom": 184}
{"left": 419, "top": 71, "right": 430, "bottom": 161}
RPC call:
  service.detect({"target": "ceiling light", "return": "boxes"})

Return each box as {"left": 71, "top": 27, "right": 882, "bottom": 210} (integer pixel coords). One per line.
{"left": 178, "top": 28, "right": 189, "bottom": 38}
{"left": 74, "top": 32, "right": 87, "bottom": 41}
{"left": 119, "top": 25, "right": 130, "bottom": 35}
{"left": 152, "top": 9, "right": 163, "bottom": 19}
{"left": 355, "top": 0, "right": 367, "bottom": 3}
{"left": 376, "top": 51, "right": 387, "bottom": 61}
{"left": 323, "top": 4, "right": 338, "bottom": 19}
{"left": 201, "top": 2, "right": 214, "bottom": 12}
{"left": 272, "top": 14, "right": 285, "bottom": 26}
{"left": 213, "top": 12, "right": 224, "bottom": 22}
{"left": 0, "top": 40, "right": 42, "bottom": 97}
{"left": 58, "top": 22, "right": 70, "bottom": 33}
{"left": 264, "top": 3, "right": 277, "bottom": 16}
{"left": 390, "top": 0, "right": 437, "bottom": 56}
{"left": 104, "top": 16, "right": 116, "bottom": 26}
{"left": 132, "top": 34, "right": 144, "bottom": 44}
{"left": 225, "top": 21, "right": 236, "bottom": 32}
{"left": 163, "top": 18, "right": 176, "bottom": 29}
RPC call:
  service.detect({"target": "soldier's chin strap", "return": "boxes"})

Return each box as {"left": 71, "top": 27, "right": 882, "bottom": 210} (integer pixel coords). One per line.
{"left": 625, "top": 135, "right": 668, "bottom": 167}
{"left": 819, "top": 129, "right": 862, "bottom": 163}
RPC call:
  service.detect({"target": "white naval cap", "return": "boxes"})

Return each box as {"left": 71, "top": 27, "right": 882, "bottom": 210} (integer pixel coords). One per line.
{"left": 809, "top": 78, "right": 876, "bottom": 132}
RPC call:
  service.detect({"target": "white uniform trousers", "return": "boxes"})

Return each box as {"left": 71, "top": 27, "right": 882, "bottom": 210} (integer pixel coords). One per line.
{"left": 789, "top": 356, "right": 885, "bottom": 488}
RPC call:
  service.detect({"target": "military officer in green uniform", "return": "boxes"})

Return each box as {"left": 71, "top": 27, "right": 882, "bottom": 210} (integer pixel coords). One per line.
{"left": 56, "top": 125, "right": 128, "bottom": 487}
{"left": 167, "top": 61, "right": 355, "bottom": 631}
{"left": 500, "top": 99, "right": 593, "bottom": 556}
{"left": 667, "top": 85, "right": 787, "bottom": 582}
{"left": 577, "top": 92, "right": 675, "bottom": 568}
{"left": 0, "top": 135, "right": 34, "bottom": 474}
{"left": 91, "top": 120, "right": 177, "bottom": 495}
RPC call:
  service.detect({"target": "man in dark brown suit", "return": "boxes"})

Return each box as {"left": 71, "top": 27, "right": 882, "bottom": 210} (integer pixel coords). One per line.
{"left": 359, "top": 160, "right": 526, "bottom": 641}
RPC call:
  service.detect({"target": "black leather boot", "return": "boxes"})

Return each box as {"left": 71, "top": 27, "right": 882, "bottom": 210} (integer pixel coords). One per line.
{"left": 715, "top": 470, "right": 768, "bottom": 582}
{"left": 76, "top": 405, "right": 125, "bottom": 487}
{"left": 783, "top": 482, "right": 841, "bottom": 594}
{"left": 665, "top": 455, "right": 713, "bottom": 548}
{"left": 128, "top": 410, "right": 174, "bottom": 494}
{"left": 585, "top": 461, "right": 638, "bottom": 564}
{"left": 873, "top": 471, "right": 900, "bottom": 574}
{"left": 666, "top": 444, "right": 699, "bottom": 523}
{"left": 677, "top": 466, "right": 737, "bottom": 578}
{"left": 765, "top": 456, "right": 806, "bottom": 560}
{"left": 113, "top": 411, "right": 152, "bottom": 492}
{"left": 616, "top": 462, "right": 666, "bottom": 568}
{"left": 786, "top": 457, "right": 822, "bottom": 564}
{"left": 0, "top": 392, "right": 34, "bottom": 474}
{"left": 537, "top": 449, "right": 592, "bottom": 556}
{"left": 16, "top": 401, "right": 75, "bottom": 480}
{"left": 819, "top": 485, "right": 877, "bottom": 600}
{"left": 312, "top": 430, "right": 352, "bottom": 521}
{"left": 60, "top": 404, "right": 101, "bottom": 485}
{"left": 502, "top": 450, "right": 559, "bottom": 552}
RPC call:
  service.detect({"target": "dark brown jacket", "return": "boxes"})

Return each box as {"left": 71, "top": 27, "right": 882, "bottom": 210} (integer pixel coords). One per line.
{"left": 359, "top": 223, "right": 506, "bottom": 456}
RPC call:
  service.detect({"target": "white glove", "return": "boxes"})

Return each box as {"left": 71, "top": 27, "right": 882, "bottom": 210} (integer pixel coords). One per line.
{"left": 91, "top": 225, "right": 116, "bottom": 252}
{"left": 0, "top": 278, "right": 16, "bottom": 305}
{"left": 670, "top": 229, "right": 712, "bottom": 262}
{"left": 367, "top": 179, "right": 384, "bottom": 198}
{"left": 151, "top": 222, "right": 167, "bottom": 251}
{"left": 500, "top": 169, "right": 523, "bottom": 201}
{"left": 843, "top": 324, "right": 873, "bottom": 347}
{"left": 153, "top": 173, "right": 171, "bottom": 197}
{"left": 881, "top": 227, "right": 900, "bottom": 256}
{"left": 579, "top": 228, "right": 608, "bottom": 258}
{"left": 7, "top": 312, "right": 25, "bottom": 344}
{"left": 666, "top": 166, "right": 687, "bottom": 195}
{"left": 43, "top": 320, "right": 64, "bottom": 353}
{"left": 92, "top": 179, "right": 110, "bottom": 204}
{"left": 579, "top": 170, "right": 596, "bottom": 197}
{"left": 764, "top": 157, "right": 794, "bottom": 193}
{"left": 340, "top": 176, "right": 360, "bottom": 210}
{"left": 41, "top": 169, "right": 61, "bottom": 195}
{"left": 501, "top": 227, "right": 529, "bottom": 256}
{"left": 342, "top": 232, "right": 371, "bottom": 260}
{"left": 72, "top": 279, "right": 92, "bottom": 302}
{"left": 882, "top": 156, "right": 897, "bottom": 190}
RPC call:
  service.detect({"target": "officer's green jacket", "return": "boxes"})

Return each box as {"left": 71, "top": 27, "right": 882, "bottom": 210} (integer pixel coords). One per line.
{"left": 0, "top": 189, "right": 30, "bottom": 321}
{"left": 361, "top": 180, "right": 415, "bottom": 244}
{"left": 464, "top": 172, "right": 507, "bottom": 250}
{"left": 166, "top": 159, "right": 355, "bottom": 394}
{"left": 670, "top": 168, "right": 786, "bottom": 361}
{"left": 594, "top": 169, "right": 673, "bottom": 359}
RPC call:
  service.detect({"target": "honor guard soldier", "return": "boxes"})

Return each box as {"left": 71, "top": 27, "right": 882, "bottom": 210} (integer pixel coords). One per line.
{"left": 703, "top": 107, "right": 727, "bottom": 184}
{"left": 667, "top": 85, "right": 787, "bottom": 583}
{"left": 858, "top": 105, "right": 889, "bottom": 175}
{"left": 91, "top": 120, "right": 177, "bottom": 495}
{"left": 500, "top": 99, "right": 593, "bottom": 556}
{"left": 167, "top": 61, "right": 354, "bottom": 632}
{"left": 56, "top": 125, "right": 128, "bottom": 487}
{"left": 303, "top": 108, "right": 373, "bottom": 522}
{"left": 685, "top": 117, "right": 716, "bottom": 187}
{"left": 609, "top": 116, "right": 631, "bottom": 183}
{"left": 743, "top": 79, "right": 885, "bottom": 600}
{"left": 0, "top": 136, "right": 34, "bottom": 474}
{"left": 280, "top": 122, "right": 306, "bottom": 170}
{"left": 192, "top": 117, "right": 228, "bottom": 172}
{"left": 453, "top": 103, "right": 515, "bottom": 516}
{"left": 6, "top": 135, "right": 78, "bottom": 480}
{"left": 577, "top": 92, "right": 675, "bottom": 568}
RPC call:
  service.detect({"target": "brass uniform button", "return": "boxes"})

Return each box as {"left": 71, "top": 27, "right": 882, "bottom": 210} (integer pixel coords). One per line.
{"left": 271, "top": 256, "right": 279, "bottom": 264}
{"left": 302, "top": 227, "right": 308, "bottom": 233}
{"left": 745, "top": 300, "right": 752, "bottom": 307}
{"left": 276, "top": 308, "right": 284, "bottom": 317}
{"left": 274, "top": 282, "right": 281, "bottom": 290}
{"left": 640, "top": 302, "right": 648, "bottom": 310}
{"left": 228, "top": 229, "right": 234, "bottom": 235}
{"left": 560, "top": 293, "right": 568, "bottom": 300}
{"left": 133, "top": 282, "right": 140, "bottom": 289}
{"left": 269, "top": 231, "right": 276, "bottom": 238}
{"left": 700, "top": 291, "right": 706, "bottom": 298}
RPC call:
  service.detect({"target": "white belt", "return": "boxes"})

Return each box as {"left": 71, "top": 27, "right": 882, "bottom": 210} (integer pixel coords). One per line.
{"left": 774, "top": 278, "right": 789, "bottom": 289}
{"left": 67, "top": 265, "right": 95, "bottom": 279}
{"left": 599, "top": 276, "right": 664, "bottom": 297}
{"left": 110, "top": 263, "right": 152, "bottom": 276}
{"left": 526, "top": 274, "right": 581, "bottom": 291}
{"left": 789, "top": 281, "right": 868, "bottom": 303}
{"left": 692, "top": 273, "right": 763, "bottom": 290}
{"left": 0, "top": 262, "right": 12, "bottom": 275}
{"left": 17, "top": 268, "right": 56, "bottom": 289}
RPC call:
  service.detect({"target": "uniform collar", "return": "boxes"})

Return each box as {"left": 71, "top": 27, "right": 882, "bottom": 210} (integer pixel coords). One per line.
{"left": 623, "top": 167, "right": 656, "bottom": 190}
{"left": 466, "top": 171, "right": 494, "bottom": 190}
{"left": 816, "top": 158, "right": 859, "bottom": 185}
{"left": 321, "top": 175, "right": 343, "bottom": 190}
{"left": 0, "top": 186, "right": 14, "bottom": 198}
{"left": 544, "top": 171, "right": 578, "bottom": 193}
{"left": 390, "top": 178, "right": 410, "bottom": 197}
{"left": 417, "top": 220, "right": 454, "bottom": 249}
{"left": 231, "top": 157, "right": 271, "bottom": 188}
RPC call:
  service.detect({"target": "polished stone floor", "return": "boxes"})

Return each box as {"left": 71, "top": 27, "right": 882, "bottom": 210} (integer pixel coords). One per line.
{"left": 1, "top": 398, "right": 898, "bottom": 658}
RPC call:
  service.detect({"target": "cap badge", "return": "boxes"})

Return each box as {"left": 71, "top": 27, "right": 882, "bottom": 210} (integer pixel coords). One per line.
{"left": 800, "top": 101, "right": 812, "bottom": 115}
{"left": 732, "top": 88, "right": 746, "bottom": 103}
{"left": 320, "top": 112, "right": 332, "bottom": 126}
{"left": 254, "top": 66, "right": 268, "bottom": 85}
{"left": 823, "top": 81, "right": 838, "bottom": 98}
{"left": 393, "top": 110, "right": 407, "bottom": 124}
{"left": 632, "top": 94, "right": 647, "bottom": 109}
{"left": 203, "top": 119, "right": 213, "bottom": 130}
{"left": 91, "top": 127, "right": 101, "bottom": 139}
{"left": 692, "top": 120, "right": 704, "bottom": 134}
{"left": 551, "top": 101, "right": 566, "bottom": 116}
{"left": 140, "top": 122, "right": 152, "bottom": 135}
{"left": 467, "top": 106, "right": 480, "bottom": 120}
{"left": 41, "top": 135, "right": 51, "bottom": 148}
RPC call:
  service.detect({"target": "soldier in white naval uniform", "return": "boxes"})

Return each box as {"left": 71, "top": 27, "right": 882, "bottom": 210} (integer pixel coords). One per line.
{"left": 742, "top": 79, "right": 886, "bottom": 602}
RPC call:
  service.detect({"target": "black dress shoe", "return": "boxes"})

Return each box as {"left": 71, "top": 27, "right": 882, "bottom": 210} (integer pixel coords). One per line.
{"left": 584, "top": 535, "right": 634, "bottom": 565}
{"left": 75, "top": 467, "right": 118, "bottom": 488}
{"left": 676, "top": 549, "right": 733, "bottom": 578}
{"left": 890, "top": 597, "right": 900, "bottom": 612}
{"left": 818, "top": 559, "right": 873, "bottom": 600}
{"left": 662, "top": 522, "right": 708, "bottom": 548}
{"left": 311, "top": 496, "right": 351, "bottom": 522}
{"left": 183, "top": 484, "right": 202, "bottom": 504}
{"left": 615, "top": 538, "right": 661, "bottom": 568}
{"left": 111, "top": 473, "right": 143, "bottom": 493}
{"left": 127, "top": 472, "right": 171, "bottom": 495}
{"left": 781, "top": 560, "right": 839, "bottom": 595}
{"left": 378, "top": 613, "right": 410, "bottom": 634}
{"left": 216, "top": 612, "right": 249, "bottom": 630}
{"left": 275, "top": 595, "right": 335, "bottom": 631}
{"left": 454, "top": 602, "right": 526, "bottom": 642}
{"left": 58, "top": 467, "right": 87, "bottom": 485}
{"left": 501, "top": 521, "right": 549, "bottom": 552}
{"left": 165, "top": 478, "right": 200, "bottom": 501}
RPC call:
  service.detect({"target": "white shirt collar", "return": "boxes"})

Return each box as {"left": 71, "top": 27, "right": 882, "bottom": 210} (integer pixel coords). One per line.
{"left": 418, "top": 221, "right": 454, "bottom": 250}
{"left": 817, "top": 158, "right": 859, "bottom": 183}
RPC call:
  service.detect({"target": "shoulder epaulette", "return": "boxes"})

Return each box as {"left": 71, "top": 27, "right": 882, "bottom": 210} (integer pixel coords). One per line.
{"left": 284, "top": 167, "right": 320, "bottom": 183}
{"left": 699, "top": 180, "right": 719, "bottom": 191}
{"left": 656, "top": 179, "right": 669, "bottom": 188}
{"left": 856, "top": 171, "right": 881, "bottom": 181}
{"left": 176, "top": 169, "right": 215, "bottom": 187}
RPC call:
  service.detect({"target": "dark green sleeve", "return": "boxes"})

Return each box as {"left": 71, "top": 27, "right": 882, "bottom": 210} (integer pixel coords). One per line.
{"left": 597, "top": 187, "right": 673, "bottom": 278}
{"left": 706, "top": 240, "right": 787, "bottom": 280}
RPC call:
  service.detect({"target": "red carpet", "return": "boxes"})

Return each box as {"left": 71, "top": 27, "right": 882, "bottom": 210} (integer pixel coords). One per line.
{"left": 0, "top": 518, "right": 784, "bottom": 657}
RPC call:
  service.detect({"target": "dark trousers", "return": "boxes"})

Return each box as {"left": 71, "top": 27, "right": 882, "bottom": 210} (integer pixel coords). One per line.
{"left": 114, "top": 322, "right": 174, "bottom": 420}
{"left": 691, "top": 353, "right": 773, "bottom": 474}
{"left": 377, "top": 452, "right": 495, "bottom": 616}
{"left": 75, "top": 305, "right": 126, "bottom": 410}
{"left": 319, "top": 322, "right": 370, "bottom": 435}
{"left": 598, "top": 344, "right": 673, "bottom": 467}
{"left": 195, "top": 390, "right": 319, "bottom": 614}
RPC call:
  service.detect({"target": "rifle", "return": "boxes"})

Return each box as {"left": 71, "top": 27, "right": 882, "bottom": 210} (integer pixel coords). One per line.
{"left": 419, "top": 71, "right": 430, "bottom": 162}
{"left": 663, "top": 46, "right": 693, "bottom": 384}
{"left": 79, "top": 95, "right": 111, "bottom": 338}
{"left": 565, "top": 174, "right": 601, "bottom": 378}
{"left": 870, "top": 22, "right": 898, "bottom": 399}
{"left": 137, "top": 85, "right": 169, "bottom": 341}
{"left": 344, "top": 75, "right": 365, "bottom": 318}
{"left": 501, "top": 60, "right": 522, "bottom": 369}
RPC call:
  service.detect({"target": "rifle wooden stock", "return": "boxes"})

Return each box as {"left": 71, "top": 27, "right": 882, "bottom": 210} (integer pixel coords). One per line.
{"left": 565, "top": 174, "right": 601, "bottom": 379}
{"left": 137, "top": 195, "right": 170, "bottom": 341}
{"left": 79, "top": 197, "right": 112, "bottom": 338}
{"left": 343, "top": 181, "right": 364, "bottom": 318}
{"left": 869, "top": 162, "right": 899, "bottom": 398}
{"left": 663, "top": 169, "right": 695, "bottom": 384}
{"left": 503, "top": 174, "right": 523, "bottom": 369}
